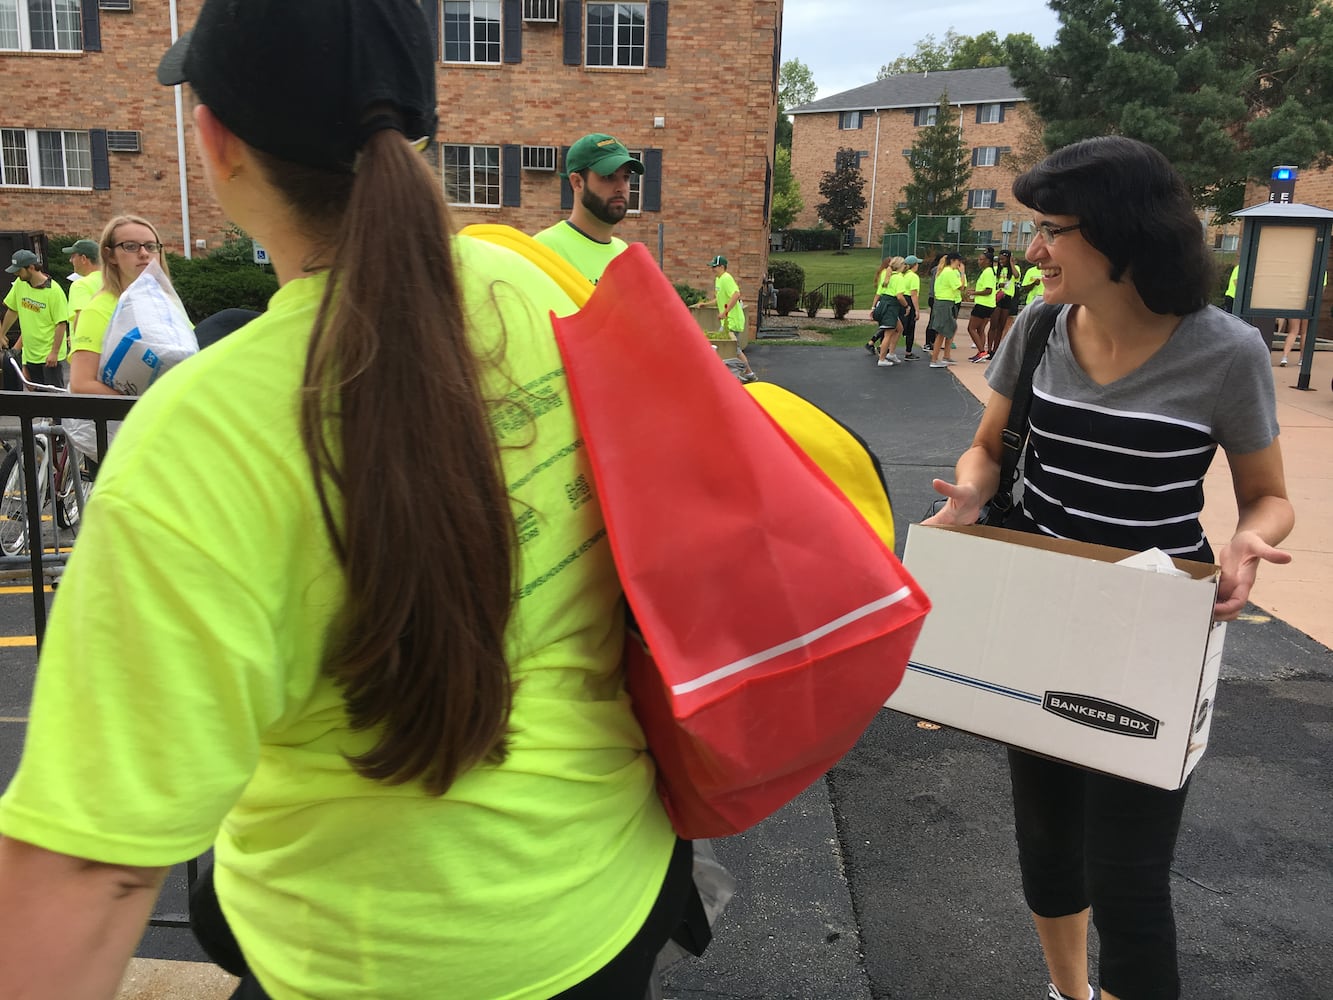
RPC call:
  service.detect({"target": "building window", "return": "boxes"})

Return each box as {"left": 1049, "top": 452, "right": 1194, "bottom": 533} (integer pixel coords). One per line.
{"left": 977, "top": 103, "right": 1002, "bottom": 124}
{"left": 973, "top": 230, "right": 993, "bottom": 246}
{"left": 1220, "top": 234, "right": 1240, "bottom": 252}
{"left": 0, "top": 0, "right": 82, "bottom": 51}
{"left": 442, "top": 143, "right": 501, "bottom": 206}
{"left": 913, "top": 106, "right": 938, "bottom": 127}
{"left": 0, "top": 127, "right": 91, "bottom": 188}
{"left": 838, "top": 111, "right": 863, "bottom": 130}
{"left": 967, "top": 189, "right": 997, "bottom": 209}
{"left": 973, "top": 146, "right": 999, "bottom": 167}
{"left": 586, "top": 1, "right": 645, "bottom": 68}
{"left": 442, "top": 0, "right": 501, "bottom": 63}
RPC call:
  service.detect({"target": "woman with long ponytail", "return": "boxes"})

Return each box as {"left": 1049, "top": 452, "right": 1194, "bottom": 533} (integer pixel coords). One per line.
{"left": 0, "top": 2, "right": 690, "bottom": 997}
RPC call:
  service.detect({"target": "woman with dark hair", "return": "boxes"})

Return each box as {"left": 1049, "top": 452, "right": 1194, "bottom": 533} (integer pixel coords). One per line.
{"left": 0, "top": 1, "right": 691, "bottom": 998}
{"left": 926, "top": 136, "right": 1293, "bottom": 1000}
{"left": 987, "top": 248, "right": 1021, "bottom": 355}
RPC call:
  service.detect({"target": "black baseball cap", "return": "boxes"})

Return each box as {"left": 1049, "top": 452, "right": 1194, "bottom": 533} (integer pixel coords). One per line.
{"left": 156, "top": 0, "right": 438, "bottom": 174}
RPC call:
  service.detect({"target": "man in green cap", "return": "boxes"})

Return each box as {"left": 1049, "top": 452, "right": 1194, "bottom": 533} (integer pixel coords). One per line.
{"left": 63, "top": 239, "right": 104, "bottom": 336}
{"left": 1, "top": 249, "right": 70, "bottom": 388}
{"left": 534, "top": 132, "right": 643, "bottom": 283}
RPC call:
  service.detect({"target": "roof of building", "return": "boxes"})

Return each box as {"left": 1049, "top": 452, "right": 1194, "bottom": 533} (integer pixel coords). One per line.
{"left": 789, "top": 66, "right": 1025, "bottom": 115}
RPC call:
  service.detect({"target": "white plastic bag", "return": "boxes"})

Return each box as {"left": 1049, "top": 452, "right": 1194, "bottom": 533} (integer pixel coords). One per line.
{"left": 66, "top": 260, "right": 197, "bottom": 459}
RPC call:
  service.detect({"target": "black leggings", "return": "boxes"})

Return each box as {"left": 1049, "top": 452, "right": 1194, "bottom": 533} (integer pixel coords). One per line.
{"left": 196, "top": 837, "right": 703, "bottom": 1000}
{"left": 1008, "top": 748, "right": 1191, "bottom": 1000}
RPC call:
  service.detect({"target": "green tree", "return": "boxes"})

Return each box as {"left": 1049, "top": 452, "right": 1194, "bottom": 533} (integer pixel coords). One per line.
{"left": 777, "top": 58, "right": 818, "bottom": 150}
{"left": 770, "top": 146, "right": 803, "bottom": 230}
{"left": 878, "top": 30, "right": 1033, "bottom": 77}
{"left": 894, "top": 92, "right": 972, "bottom": 231}
{"left": 816, "top": 148, "right": 867, "bottom": 253}
{"left": 1005, "top": 0, "right": 1333, "bottom": 214}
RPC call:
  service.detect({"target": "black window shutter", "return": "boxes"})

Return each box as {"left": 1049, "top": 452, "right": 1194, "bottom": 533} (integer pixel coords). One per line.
{"left": 647, "top": 0, "right": 667, "bottom": 67}
{"left": 90, "top": 129, "right": 110, "bottom": 190}
{"left": 560, "top": 145, "right": 573, "bottom": 210}
{"left": 642, "top": 148, "right": 662, "bottom": 212}
{"left": 975, "top": 105, "right": 983, "bottom": 124}
{"left": 503, "top": 0, "right": 521, "bottom": 63}
{"left": 763, "top": 156, "right": 771, "bottom": 224}
{"left": 425, "top": 0, "right": 440, "bottom": 60}
{"left": 563, "top": 0, "right": 582, "bottom": 65}
{"left": 970, "top": 147, "right": 980, "bottom": 166}
{"left": 998, "top": 104, "right": 1006, "bottom": 123}
{"left": 502, "top": 144, "right": 521, "bottom": 206}
{"left": 81, "top": 2, "right": 100, "bottom": 51}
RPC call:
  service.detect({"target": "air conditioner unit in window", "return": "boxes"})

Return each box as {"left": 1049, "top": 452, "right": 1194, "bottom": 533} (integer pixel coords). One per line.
{"left": 521, "top": 145, "right": 558, "bottom": 171}
{"left": 106, "top": 130, "right": 142, "bottom": 153}
{"left": 98, "top": 0, "right": 133, "bottom": 10}
{"left": 522, "top": 0, "right": 559, "bottom": 22}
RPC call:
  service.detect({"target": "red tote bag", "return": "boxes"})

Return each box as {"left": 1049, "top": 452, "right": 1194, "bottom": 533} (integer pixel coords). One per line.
{"left": 551, "top": 245, "right": 931, "bottom": 839}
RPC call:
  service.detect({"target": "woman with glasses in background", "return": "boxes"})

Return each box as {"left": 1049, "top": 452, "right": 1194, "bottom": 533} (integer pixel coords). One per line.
{"left": 67, "top": 215, "right": 172, "bottom": 396}
{"left": 926, "top": 136, "right": 1293, "bottom": 1000}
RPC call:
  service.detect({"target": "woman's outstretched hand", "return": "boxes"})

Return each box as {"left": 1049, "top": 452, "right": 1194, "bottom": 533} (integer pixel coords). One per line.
{"left": 1214, "top": 529, "right": 1292, "bottom": 621}
{"left": 922, "top": 479, "right": 984, "bottom": 526}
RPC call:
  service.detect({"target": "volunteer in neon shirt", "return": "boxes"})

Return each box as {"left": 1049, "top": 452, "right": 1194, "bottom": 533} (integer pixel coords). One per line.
{"left": 694, "top": 253, "right": 759, "bottom": 381}
{"left": 534, "top": 132, "right": 642, "bottom": 283}
{"left": 0, "top": 2, "right": 693, "bottom": 997}
{"left": 877, "top": 257, "right": 911, "bottom": 366}
{"left": 68, "top": 215, "right": 174, "bottom": 396}
{"left": 63, "top": 238, "right": 104, "bottom": 335}
{"left": 1, "top": 249, "right": 69, "bottom": 387}
{"left": 929, "top": 252, "right": 964, "bottom": 367}
{"left": 967, "top": 246, "right": 998, "bottom": 362}
{"left": 1022, "top": 261, "right": 1046, "bottom": 305}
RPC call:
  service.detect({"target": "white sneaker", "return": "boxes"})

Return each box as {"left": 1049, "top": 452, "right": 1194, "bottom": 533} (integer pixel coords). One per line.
{"left": 942, "top": 358, "right": 957, "bottom": 366}
{"left": 1280, "top": 356, "right": 1288, "bottom": 366}
{"left": 929, "top": 361, "right": 947, "bottom": 368}
{"left": 877, "top": 359, "right": 895, "bottom": 367}
{"left": 1046, "top": 983, "right": 1095, "bottom": 1000}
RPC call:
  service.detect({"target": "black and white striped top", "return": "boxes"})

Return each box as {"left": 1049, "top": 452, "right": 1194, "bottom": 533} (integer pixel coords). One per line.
{"left": 986, "top": 303, "right": 1279, "bottom": 560}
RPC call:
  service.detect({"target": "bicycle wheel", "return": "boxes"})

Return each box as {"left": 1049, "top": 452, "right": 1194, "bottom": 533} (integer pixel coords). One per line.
{"left": 0, "top": 449, "right": 32, "bottom": 556}
{"left": 53, "top": 444, "right": 90, "bottom": 530}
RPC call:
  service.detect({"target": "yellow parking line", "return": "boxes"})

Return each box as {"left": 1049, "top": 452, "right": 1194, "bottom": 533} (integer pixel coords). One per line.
{"left": 0, "top": 636, "right": 36, "bottom": 647}
{"left": 0, "top": 585, "right": 54, "bottom": 594}
{"left": 0, "top": 717, "right": 27, "bottom": 723}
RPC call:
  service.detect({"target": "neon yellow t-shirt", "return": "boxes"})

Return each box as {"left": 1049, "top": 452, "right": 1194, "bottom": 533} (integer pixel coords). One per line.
{"left": 904, "top": 270, "right": 921, "bottom": 305}
{"left": 886, "top": 271, "right": 905, "bottom": 301}
{"left": 715, "top": 269, "right": 746, "bottom": 333}
{"left": 875, "top": 269, "right": 892, "bottom": 297}
{"left": 3, "top": 276, "right": 69, "bottom": 362}
{"left": 1022, "top": 265, "right": 1045, "bottom": 302}
{"left": 0, "top": 235, "right": 674, "bottom": 1000}
{"left": 974, "top": 266, "right": 998, "bottom": 308}
{"left": 934, "top": 266, "right": 963, "bottom": 304}
{"left": 533, "top": 220, "right": 628, "bottom": 283}
{"left": 69, "top": 289, "right": 118, "bottom": 356}
{"left": 66, "top": 270, "right": 104, "bottom": 320}
{"left": 1226, "top": 265, "right": 1238, "bottom": 299}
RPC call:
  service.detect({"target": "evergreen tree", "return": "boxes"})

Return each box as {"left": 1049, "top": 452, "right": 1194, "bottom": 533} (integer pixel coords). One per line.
{"left": 894, "top": 92, "right": 971, "bottom": 231}
{"left": 770, "top": 146, "right": 803, "bottom": 230}
{"left": 1005, "top": 0, "right": 1333, "bottom": 214}
{"left": 817, "top": 148, "right": 867, "bottom": 252}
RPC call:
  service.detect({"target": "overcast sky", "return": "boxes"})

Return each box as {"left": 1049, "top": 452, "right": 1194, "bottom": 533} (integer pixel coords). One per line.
{"left": 782, "top": 0, "right": 1063, "bottom": 100}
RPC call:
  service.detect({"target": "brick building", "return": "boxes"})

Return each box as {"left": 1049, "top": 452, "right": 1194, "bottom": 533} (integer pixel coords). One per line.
{"left": 788, "top": 67, "right": 1038, "bottom": 253}
{"left": 2, "top": 0, "right": 780, "bottom": 329}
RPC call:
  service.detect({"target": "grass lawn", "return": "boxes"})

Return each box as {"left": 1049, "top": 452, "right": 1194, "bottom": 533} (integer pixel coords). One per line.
{"left": 769, "top": 248, "right": 886, "bottom": 309}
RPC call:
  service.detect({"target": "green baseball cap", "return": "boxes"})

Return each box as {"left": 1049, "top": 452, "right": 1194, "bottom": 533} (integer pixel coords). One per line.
{"left": 5, "top": 249, "right": 39, "bottom": 274}
{"left": 709, "top": 255, "right": 727, "bottom": 268}
{"left": 63, "top": 239, "right": 99, "bottom": 258}
{"left": 564, "top": 133, "right": 644, "bottom": 177}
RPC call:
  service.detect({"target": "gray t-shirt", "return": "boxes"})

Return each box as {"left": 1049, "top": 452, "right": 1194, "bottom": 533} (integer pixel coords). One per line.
{"left": 985, "top": 301, "right": 1279, "bottom": 559}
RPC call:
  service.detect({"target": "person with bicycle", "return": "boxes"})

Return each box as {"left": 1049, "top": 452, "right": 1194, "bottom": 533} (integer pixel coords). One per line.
{"left": 1, "top": 250, "right": 70, "bottom": 389}
{"left": 0, "top": 2, "right": 694, "bottom": 998}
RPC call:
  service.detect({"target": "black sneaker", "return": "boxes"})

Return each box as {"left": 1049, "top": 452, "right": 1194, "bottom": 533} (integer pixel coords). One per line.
{"left": 903, "top": 352, "right": 919, "bottom": 360}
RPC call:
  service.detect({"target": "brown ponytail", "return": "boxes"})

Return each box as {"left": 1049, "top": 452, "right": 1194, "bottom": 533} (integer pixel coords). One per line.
{"left": 261, "top": 130, "right": 515, "bottom": 795}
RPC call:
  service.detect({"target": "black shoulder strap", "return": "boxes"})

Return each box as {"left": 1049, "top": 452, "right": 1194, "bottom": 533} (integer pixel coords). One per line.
{"left": 991, "top": 303, "right": 1059, "bottom": 514}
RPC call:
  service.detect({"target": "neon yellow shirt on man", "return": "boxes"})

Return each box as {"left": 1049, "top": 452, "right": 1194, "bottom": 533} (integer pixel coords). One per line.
{"left": 1023, "top": 264, "right": 1046, "bottom": 302}
{"left": 0, "top": 235, "right": 674, "bottom": 1000}
{"left": 533, "top": 219, "right": 628, "bottom": 283}
{"left": 3, "top": 275, "right": 69, "bottom": 362}
{"left": 714, "top": 269, "right": 746, "bottom": 333}
{"left": 66, "top": 270, "right": 104, "bottom": 322}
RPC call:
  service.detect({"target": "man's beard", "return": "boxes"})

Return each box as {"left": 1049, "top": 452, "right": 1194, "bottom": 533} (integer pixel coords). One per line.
{"left": 582, "top": 186, "right": 627, "bottom": 226}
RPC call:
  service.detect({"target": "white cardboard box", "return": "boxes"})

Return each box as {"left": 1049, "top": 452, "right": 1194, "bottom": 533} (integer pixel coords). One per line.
{"left": 889, "top": 524, "right": 1227, "bottom": 789}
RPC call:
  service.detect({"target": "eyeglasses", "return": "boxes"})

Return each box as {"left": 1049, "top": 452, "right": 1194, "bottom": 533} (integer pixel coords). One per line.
{"left": 1035, "top": 222, "right": 1081, "bottom": 244}
{"left": 114, "top": 241, "right": 162, "bottom": 254}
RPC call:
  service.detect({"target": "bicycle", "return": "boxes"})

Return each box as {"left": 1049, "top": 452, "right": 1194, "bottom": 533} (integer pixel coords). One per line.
{"left": 0, "top": 356, "right": 91, "bottom": 557}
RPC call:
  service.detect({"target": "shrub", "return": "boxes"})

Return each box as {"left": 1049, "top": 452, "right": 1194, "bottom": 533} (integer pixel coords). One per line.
{"left": 832, "top": 294, "right": 854, "bottom": 319}
{"left": 803, "top": 289, "right": 824, "bottom": 318}
{"left": 166, "top": 254, "right": 278, "bottom": 323}
{"left": 768, "top": 259, "right": 805, "bottom": 295}
{"left": 674, "top": 281, "right": 705, "bottom": 307}
{"left": 775, "top": 287, "right": 801, "bottom": 316}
